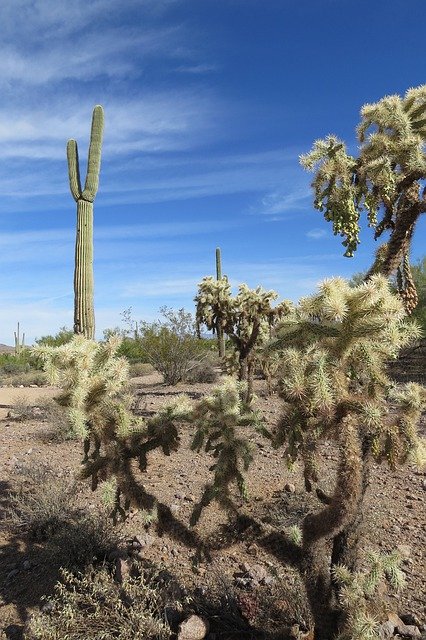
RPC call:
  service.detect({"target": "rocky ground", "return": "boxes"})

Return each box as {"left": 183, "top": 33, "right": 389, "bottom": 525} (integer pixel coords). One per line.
{"left": 0, "top": 368, "right": 425, "bottom": 639}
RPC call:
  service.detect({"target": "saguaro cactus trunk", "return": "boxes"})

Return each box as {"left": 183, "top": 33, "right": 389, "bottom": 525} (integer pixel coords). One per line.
{"left": 215, "top": 247, "right": 226, "bottom": 358}
{"left": 67, "top": 105, "right": 104, "bottom": 339}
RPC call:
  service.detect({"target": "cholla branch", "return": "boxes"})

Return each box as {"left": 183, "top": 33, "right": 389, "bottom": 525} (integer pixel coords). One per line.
{"left": 301, "top": 85, "right": 426, "bottom": 306}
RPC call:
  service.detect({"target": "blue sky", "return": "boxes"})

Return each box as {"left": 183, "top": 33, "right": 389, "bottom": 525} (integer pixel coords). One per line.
{"left": 1, "top": 0, "right": 425, "bottom": 344}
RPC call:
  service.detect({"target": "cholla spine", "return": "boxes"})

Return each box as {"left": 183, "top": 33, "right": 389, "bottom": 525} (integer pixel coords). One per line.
{"left": 67, "top": 105, "right": 104, "bottom": 339}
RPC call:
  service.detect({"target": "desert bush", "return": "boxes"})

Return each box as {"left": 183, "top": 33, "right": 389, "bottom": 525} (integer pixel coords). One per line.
{"left": 8, "top": 395, "right": 36, "bottom": 421}
{"left": 34, "top": 397, "right": 75, "bottom": 441}
{"left": 2, "top": 370, "right": 47, "bottom": 387}
{"left": 129, "top": 362, "right": 155, "bottom": 378}
{"left": 26, "top": 563, "right": 172, "bottom": 640}
{"left": 8, "top": 463, "right": 117, "bottom": 568}
{"left": 8, "top": 464, "right": 77, "bottom": 540}
{"left": 184, "top": 354, "right": 219, "bottom": 384}
{"left": 138, "top": 307, "right": 208, "bottom": 385}
{"left": 35, "top": 326, "right": 74, "bottom": 347}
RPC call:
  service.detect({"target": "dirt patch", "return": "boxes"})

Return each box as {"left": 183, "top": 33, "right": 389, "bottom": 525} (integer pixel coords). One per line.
{"left": 0, "top": 373, "right": 425, "bottom": 637}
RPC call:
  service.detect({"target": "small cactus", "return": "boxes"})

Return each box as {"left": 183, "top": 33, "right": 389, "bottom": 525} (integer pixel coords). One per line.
{"left": 67, "top": 105, "right": 104, "bottom": 339}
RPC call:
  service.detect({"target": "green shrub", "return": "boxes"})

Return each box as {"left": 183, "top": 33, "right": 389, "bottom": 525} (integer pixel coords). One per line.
{"left": 138, "top": 307, "right": 208, "bottom": 385}
{"left": 35, "top": 326, "right": 74, "bottom": 347}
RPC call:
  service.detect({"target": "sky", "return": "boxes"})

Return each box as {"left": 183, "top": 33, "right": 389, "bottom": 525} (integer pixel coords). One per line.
{"left": 1, "top": 0, "right": 425, "bottom": 344}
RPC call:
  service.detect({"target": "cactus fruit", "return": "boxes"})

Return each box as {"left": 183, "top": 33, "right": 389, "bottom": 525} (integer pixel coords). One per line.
{"left": 67, "top": 105, "right": 104, "bottom": 339}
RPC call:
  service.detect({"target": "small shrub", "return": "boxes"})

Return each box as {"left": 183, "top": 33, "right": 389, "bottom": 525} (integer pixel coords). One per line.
{"left": 35, "top": 397, "right": 75, "bottom": 441}
{"left": 35, "top": 326, "right": 74, "bottom": 347}
{"left": 184, "top": 355, "right": 219, "bottom": 383}
{"left": 129, "top": 362, "right": 155, "bottom": 378}
{"left": 139, "top": 307, "right": 207, "bottom": 385}
{"left": 8, "top": 395, "right": 35, "bottom": 421}
{"left": 8, "top": 464, "right": 77, "bottom": 540}
{"left": 1, "top": 370, "right": 47, "bottom": 387}
{"left": 26, "top": 564, "right": 172, "bottom": 640}
{"left": 8, "top": 463, "right": 118, "bottom": 569}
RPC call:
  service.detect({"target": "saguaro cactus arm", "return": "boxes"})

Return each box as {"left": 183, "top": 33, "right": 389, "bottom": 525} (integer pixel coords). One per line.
{"left": 66, "top": 139, "right": 82, "bottom": 202}
{"left": 82, "top": 105, "right": 104, "bottom": 202}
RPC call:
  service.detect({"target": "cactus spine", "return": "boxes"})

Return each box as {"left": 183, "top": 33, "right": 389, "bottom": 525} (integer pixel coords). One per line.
{"left": 215, "top": 247, "right": 226, "bottom": 358}
{"left": 67, "top": 105, "right": 104, "bottom": 339}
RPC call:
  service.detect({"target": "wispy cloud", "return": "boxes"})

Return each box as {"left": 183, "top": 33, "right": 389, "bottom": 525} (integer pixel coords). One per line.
{"left": 306, "top": 228, "right": 327, "bottom": 239}
{"left": 256, "top": 188, "right": 311, "bottom": 217}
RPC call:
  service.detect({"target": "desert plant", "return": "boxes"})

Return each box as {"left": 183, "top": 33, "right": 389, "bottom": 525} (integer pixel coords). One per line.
{"left": 195, "top": 276, "right": 292, "bottom": 402}
{"left": 33, "top": 334, "right": 136, "bottom": 440}
{"left": 35, "top": 326, "right": 74, "bottom": 347}
{"left": 128, "top": 362, "right": 155, "bottom": 378}
{"left": 259, "top": 275, "right": 425, "bottom": 639}
{"left": 67, "top": 105, "right": 104, "bottom": 339}
{"left": 14, "top": 321, "right": 25, "bottom": 356}
{"left": 301, "top": 85, "right": 426, "bottom": 313}
{"left": 26, "top": 564, "right": 172, "bottom": 640}
{"left": 8, "top": 464, "right": 77, "bottom": 540}
{"left": 138, "top": 307, "right": 208, "bottom": 385}
{"left": 184, "top": 353, "right": 219, "bottom": 384}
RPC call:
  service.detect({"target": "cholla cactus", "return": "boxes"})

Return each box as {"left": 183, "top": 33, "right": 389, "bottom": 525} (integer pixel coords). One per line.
{"left": 190, "top": 377, "right": 259, "bottom": 525}
{"left": 268, "top": 276, "right": 425, "bottom": 639}
{"left": 332, "top": 551, "right": 405, "bottom": 640}
{"left": 195, "top": 276, "right": 292, "bottom": 402}
{"left": 34, "top": 336, "right": 191, "bottom": 520}
{"left": 301, "top": 85, "right": 426, "bottom": 311}
{"left": 34, "top": 335, "right": 133, "bottom": 439}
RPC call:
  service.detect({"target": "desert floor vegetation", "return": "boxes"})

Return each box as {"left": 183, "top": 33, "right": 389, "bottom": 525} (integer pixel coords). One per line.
{"left": 0, "top": 355, "right": 424, "bottom": 639}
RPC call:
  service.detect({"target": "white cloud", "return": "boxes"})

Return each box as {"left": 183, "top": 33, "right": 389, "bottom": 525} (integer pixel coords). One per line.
{"left": 257, "top": 188, "right": 310, "bottom": 216}
{"left": 306, "top": 228, "right": 327, "bottom": 239}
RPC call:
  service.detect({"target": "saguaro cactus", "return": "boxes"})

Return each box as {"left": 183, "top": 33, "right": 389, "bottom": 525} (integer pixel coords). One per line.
{"left": 215, "top": 247, "right": 226, "bottom": 358}
{"left": 67, "top": 105, "right": 104, "bottom": 339}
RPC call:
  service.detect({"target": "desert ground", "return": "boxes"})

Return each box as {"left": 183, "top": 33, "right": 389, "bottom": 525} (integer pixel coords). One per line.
{"left": 0, "top": 364, "right": 425, "bottom": 639}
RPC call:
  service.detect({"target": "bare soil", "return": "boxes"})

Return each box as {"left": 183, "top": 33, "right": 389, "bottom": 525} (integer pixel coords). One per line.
{"left": 0, "top": 372, "right": 425, "bottom": 638}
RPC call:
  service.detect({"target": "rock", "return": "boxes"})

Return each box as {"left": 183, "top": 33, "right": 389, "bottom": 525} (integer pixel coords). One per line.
{"left": 170, "top": 503, "right": 181, "bottom": 515}
{"left": 22, "top": 559, "right": 31, "bottom": 570}
{"left": 178, "top": 614, "right": 209, "bottom": 640}
{"left": 397, "top": 624, "right": 421, "bottom": 638}
{"left": 383, "top": 613, "right": 421, "bottom": 638}
{"left": 284, "top": 483, "right": 296, "bottom": 493}
{"left": 134, "top": 533, "right": 155, "bottom": 547}
{"left": 379, "top": 620, "right": 396, "bottom": 639}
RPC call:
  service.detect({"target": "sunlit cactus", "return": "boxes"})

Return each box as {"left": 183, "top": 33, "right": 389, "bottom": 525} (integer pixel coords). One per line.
{"left": 67, "top": 105, "right": 104, "bottom": 339}
{"left": 195, "top": 275, "right": 292, "bottom": 402}
{"left": 265, "top": 275, "right": 425, "bottom": 638}
{"left": 301, "top": 85, "right": 426, "bottom": 312}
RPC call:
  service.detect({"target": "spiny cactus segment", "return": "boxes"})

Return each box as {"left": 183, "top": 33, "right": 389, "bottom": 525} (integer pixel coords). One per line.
{"left": 301, "top": 85, "right": 426, "bottom": 305}
{"left": 195, "top": 275, "right": 292, "bottom": 402}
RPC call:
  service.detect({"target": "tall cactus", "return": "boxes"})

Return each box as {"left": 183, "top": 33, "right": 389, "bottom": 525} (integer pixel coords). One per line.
{"left": 215, "top": 247, "right": 226, "bottom": 358}
{"left": 67, "top": 105, "right": 104, "bottom": 339}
